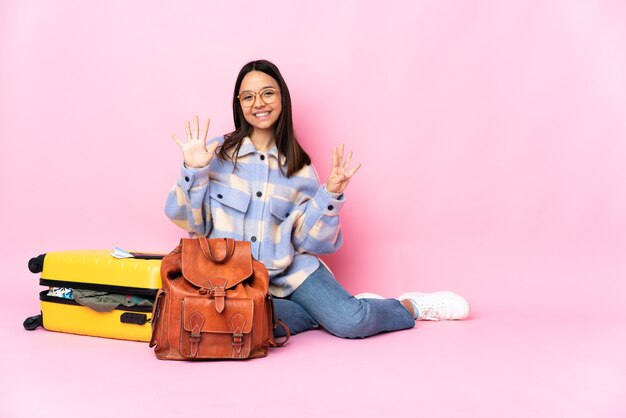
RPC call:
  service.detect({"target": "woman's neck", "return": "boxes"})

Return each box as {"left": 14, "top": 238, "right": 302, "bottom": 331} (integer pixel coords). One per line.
{"left": 250, "top": 129, "right": 275, "bottom": 152}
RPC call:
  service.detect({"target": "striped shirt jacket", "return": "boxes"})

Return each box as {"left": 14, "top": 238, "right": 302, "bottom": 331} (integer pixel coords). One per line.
{"left": 165, "top": 135, "right": 346, "bottom": 297}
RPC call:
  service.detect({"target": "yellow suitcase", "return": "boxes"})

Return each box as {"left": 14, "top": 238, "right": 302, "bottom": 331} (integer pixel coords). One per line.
{"left": 25, "top": 250, "right": 163, "bottom": 342}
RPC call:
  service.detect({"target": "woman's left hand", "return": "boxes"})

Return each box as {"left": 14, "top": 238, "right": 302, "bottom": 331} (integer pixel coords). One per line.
{"left": 326, "top": 144, "right": 362, "bottom": 194}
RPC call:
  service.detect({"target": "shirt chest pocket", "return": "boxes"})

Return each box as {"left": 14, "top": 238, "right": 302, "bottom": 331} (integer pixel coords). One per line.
{"left": 208, "top": 182, "right": 251, "bottom": 237}
{"left": 270, "top": 196, "right": 296, "bottom": 223}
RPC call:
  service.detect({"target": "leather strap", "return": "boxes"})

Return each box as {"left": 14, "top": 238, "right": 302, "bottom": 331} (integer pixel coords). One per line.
{"left": 267, "top": 295, "right": 290, "bottom": 347}
{"left": 189, "top": 311, "right": 205, "bottom": 358}
{"left": 212, "top": 286, "right": 226, "bottom": 313}
{"left": 207, "top": 277, "right": 228, "bottom": 313}
{"left": 148, "top": 290, "right": 166, "bottom": 348}
{"left": 231, "top": 313, "right": 247, "bottom": 357}
{"left": 199, "top": 237, "right": 236, "bottom": 264}
{"left": 272, "top": 320, "right": 290, "bottom": 347}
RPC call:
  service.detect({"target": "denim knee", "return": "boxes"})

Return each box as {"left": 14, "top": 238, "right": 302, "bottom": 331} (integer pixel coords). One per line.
{"left": 319, "top": 299, "right": 373, "bottom": 339}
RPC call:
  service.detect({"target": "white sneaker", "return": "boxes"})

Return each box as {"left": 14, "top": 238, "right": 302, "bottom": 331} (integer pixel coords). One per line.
{"left": 354, "top": 292, "right": 384, "bottom": 299}
{"left": 398, "top": 291, "right": 470, "bottom": 321}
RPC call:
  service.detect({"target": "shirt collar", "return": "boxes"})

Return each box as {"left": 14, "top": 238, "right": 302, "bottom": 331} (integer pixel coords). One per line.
{"left": 237, "top": 136, "right": 287, "bottom": 166}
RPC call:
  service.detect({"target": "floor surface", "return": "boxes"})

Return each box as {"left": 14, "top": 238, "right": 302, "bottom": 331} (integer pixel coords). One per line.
{"left": 1, "top": 259, "right": 624, "bottom": 418}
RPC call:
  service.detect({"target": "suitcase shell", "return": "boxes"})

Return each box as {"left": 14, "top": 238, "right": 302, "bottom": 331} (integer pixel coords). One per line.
{"left": 28, "top": 250, "right": 162, "bottom": 342}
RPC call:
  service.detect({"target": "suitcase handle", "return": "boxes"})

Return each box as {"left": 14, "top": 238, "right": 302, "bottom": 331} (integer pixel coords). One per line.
{"left": 120, "top": 312, "right": 148, "bottom": 325}
{"left": 129, "top": 252, "right": 165, "bottom": 260}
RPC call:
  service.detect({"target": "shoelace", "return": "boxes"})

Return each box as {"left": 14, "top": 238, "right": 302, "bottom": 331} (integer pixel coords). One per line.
{"left": 416, "top": 307, "right": 442, "bottom": 321}
{"left": 414, "top": 301, "right": 452, "bottom": 321}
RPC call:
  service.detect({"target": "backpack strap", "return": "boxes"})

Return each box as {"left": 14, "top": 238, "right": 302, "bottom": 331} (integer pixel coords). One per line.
{"left": 149, "top": 290, "right": 166, "bottom": 348}
{"left": 272, "top": 320, "right": 290, "bottom": 347}
{"left": 267, "top": 294, "right": 290, "bottom": 347}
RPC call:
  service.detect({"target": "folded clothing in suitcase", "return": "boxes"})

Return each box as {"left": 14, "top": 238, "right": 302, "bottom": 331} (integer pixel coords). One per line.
{"left": 25, "top": 250, "right": 163, "bottom": 342}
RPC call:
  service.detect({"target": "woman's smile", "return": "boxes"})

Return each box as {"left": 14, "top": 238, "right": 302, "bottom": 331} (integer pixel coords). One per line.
{"left": 253, "top": 111, "right": 271, "bottom": 119}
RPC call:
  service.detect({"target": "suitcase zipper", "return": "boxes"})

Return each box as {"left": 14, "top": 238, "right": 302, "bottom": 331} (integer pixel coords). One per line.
{"left": 39, "top": 279, "right": 159, "bottom": 297}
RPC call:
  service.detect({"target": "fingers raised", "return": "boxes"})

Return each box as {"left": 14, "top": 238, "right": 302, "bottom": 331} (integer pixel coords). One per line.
{"left": 346, "top": 162, "right": 362, "bottom": 178}
{"left": 185, "top": 120, "right": 192, "bottom": 141}
{"left": 193, "top": 115, "right": 200, "bottom": 139}
{"left": 332, "top": 146, "right": 339, "bottom": 168}
{"left": 343, "top": 150, "right": 353, "bottom": 169}
{"left": 172, "top": 134, "right": 183, "bottom": 147}
{"left": 200, "top": 117, "right": 210, "bottom": 142}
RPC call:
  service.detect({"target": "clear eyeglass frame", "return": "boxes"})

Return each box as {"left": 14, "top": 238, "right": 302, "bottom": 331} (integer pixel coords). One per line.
{"left": 237, "top": 87, "right": 280, "bottom": 107}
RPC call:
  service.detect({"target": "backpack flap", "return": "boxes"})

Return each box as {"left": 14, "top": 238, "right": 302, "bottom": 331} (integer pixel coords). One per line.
{"left": 181, "top": 238, "right": 253, "bottom": 290}
{"left": 181, "top": 296, "right": 254, "bottom": 359}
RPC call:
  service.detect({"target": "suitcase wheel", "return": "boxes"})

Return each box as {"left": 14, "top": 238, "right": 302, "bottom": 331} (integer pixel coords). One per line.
{"left": 23, "top": 314, "right": 43, "bottom": 331}
{"left": 28, "top": 254, "right": 46, "bottom": 273}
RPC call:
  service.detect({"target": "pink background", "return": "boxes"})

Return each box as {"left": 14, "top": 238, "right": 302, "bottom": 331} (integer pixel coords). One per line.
{"left": 1, "top": 1, "right": 625, "bottom": 417}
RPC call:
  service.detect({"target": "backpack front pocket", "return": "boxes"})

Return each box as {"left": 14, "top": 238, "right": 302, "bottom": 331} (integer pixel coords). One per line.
{"left": 180, "top": 296, "right": 254, "bottom": 359}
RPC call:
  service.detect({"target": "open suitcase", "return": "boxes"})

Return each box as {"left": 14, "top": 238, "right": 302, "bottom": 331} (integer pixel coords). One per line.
{"left": 24, "top": 250, "right": 163, "bottom": 342}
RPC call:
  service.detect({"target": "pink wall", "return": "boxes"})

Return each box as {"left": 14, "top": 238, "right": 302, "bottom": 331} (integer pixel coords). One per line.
{"left": 2, "top": 0, "right": 625, "bottom": 315}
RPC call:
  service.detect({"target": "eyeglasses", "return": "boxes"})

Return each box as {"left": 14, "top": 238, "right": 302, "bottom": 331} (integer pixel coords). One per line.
{"left": 237, "top": 87, "right": 280, "bottom": 107}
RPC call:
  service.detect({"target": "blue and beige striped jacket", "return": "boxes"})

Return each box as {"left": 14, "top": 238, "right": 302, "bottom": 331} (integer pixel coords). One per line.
{"left": 165, "top": 136, "right": 345, "bottom": 297}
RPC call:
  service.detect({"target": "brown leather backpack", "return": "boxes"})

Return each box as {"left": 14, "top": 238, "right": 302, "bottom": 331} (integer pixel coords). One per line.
{"left": 149, "top": 237, "right": 289, "bottom": 360}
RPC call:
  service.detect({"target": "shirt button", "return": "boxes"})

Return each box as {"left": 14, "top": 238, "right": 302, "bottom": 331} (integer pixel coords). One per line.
{"left": 250, "top": 236, "right": 257, "bottom": 242}
{"left": 256, "top": 191, "right": 262, "bottom": 198}
{"left": 327, "top": 205, "right": 334, "bottom": 211}
{"left": 260, "top": 155, "right": 265, "bottom": 161}
{"left": 184, "top": 176, "right": 190, "bottom": 182}
{"left": 217, "top": 194, "right": 223, "bottom": 199}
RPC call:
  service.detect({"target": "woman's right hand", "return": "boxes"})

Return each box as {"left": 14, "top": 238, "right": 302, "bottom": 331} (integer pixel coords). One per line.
{"left": 172, "top": 115, "right": 219, "bottom": 169}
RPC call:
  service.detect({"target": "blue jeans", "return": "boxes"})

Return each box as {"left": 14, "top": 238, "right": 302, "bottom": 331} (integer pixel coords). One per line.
{"left": 273, "top": 264, "right": 415, "bottom": 339}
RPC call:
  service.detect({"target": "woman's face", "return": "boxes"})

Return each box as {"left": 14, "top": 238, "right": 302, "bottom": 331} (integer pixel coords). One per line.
{"left": 238, "top": 70, "right": 282, "bottom": 134}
